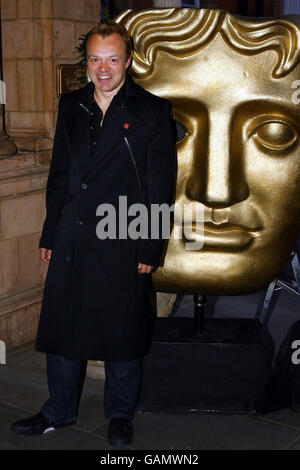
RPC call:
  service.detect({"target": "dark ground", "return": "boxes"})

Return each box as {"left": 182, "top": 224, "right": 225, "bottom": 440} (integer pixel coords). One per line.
{"left": 1, "top": 286, "right": 300, "bottom": 451}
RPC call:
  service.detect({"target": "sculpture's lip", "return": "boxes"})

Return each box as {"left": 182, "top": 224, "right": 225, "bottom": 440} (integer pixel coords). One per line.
{"left": 204, "top": 221, "right": 261, "bottom": 232}
{"left": 181, "top": 222, "right": 261, "bottom": 250}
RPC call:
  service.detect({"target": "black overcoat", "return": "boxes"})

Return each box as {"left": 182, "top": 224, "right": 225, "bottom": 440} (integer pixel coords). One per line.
{"left": 35, "top": 75, "right": 175, "bottom": 360}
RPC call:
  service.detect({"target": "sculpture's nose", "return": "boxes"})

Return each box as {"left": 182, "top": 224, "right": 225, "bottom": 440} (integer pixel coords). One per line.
{"left": 185, "top": 111, "right": 249, "bottom": 208}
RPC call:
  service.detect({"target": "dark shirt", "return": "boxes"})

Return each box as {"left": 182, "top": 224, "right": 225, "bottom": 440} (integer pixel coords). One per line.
{"left": 88, "top": 80, "right": 127, "bottom": 158}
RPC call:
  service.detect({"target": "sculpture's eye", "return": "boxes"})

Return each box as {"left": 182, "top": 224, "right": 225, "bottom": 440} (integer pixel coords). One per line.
{"left": 251, "top": 121, "right": 298, "bottom": 152}
{"left": 174, "top": 120, "right": 187, "bottom": 142}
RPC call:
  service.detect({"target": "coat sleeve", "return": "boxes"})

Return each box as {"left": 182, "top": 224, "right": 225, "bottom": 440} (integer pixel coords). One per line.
{"left": 137, "top": 99, "right": 175, "bottom": 268}
{"left": 39, "top": 95, "right": 69, "bottom": 250}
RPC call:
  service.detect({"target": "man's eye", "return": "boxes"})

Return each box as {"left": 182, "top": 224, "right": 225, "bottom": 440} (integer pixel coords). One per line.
{"left": 251, "top": 121, "right": 298, "bottom": 152}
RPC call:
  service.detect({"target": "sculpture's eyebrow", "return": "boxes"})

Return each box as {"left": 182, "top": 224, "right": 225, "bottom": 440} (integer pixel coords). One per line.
{"left": 232, "top": 98, "right": 300, "bottom": 124}
{"left": 169, "top": 97, "right": 300, "bottom": 129}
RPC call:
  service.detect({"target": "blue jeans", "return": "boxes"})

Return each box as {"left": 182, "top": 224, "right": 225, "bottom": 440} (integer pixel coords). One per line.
{"left": 40, "top": 353, "right": 142, "bottom": 425}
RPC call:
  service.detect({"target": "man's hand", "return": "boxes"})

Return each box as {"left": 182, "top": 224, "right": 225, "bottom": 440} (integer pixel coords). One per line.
{"left": 40, "top": 248, "right": 52, "bottom": 264}
{"left": 137, "top": 263, "right": 153, "bottom": 274}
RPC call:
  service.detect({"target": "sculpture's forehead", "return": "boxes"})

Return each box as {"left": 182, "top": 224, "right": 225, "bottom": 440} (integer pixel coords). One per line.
{"left": 137, "top": 35, "right": 300, "bottom": 107}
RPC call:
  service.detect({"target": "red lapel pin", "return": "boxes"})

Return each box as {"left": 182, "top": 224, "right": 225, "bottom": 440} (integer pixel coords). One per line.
{"left": 123, "top": 122, "right": 130, "bottom": 129}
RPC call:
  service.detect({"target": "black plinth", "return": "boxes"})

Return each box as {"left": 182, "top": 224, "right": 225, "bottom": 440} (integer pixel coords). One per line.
{"left": 138, "top": 317, "right": 274, "bottom": 414}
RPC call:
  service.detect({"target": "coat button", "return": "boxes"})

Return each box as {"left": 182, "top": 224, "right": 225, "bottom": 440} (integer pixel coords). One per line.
{"left": 76, "top": 220, "right": 83, "bottom": 226}
{"left": 81, "top": 182, "right": 88, "bottom": 190}
{"left": 66, "top": 255, "right": 71, "bottom": 262}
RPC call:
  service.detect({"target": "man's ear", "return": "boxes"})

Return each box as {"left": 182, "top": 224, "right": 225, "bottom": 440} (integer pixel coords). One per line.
{"left": 125, "top": 55, "right": 132, "bottom": 70}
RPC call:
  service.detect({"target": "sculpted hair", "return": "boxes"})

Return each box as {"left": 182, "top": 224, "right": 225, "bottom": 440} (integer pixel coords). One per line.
{"left": 115, "top": 8, "right": 300, "bottom": 78}
{"left": 85, "top": 21, "right": 132, "bottom": 59}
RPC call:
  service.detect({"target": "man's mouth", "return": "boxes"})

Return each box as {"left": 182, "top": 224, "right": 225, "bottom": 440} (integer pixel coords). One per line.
{"left": 97, "top": 75, "right": 111, "bottom": 80}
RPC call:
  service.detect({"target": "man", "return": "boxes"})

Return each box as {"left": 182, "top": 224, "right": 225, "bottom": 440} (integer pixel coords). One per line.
{"left": 11, "top": 22, "right": 175, "bottom": 446}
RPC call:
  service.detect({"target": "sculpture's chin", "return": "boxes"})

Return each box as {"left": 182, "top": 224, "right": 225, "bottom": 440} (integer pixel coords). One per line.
{"left": 152, "top": 239, "right": 294, "bottom": 295}
{"left": 152, "top": 271, "right": 270, "bottom": 295}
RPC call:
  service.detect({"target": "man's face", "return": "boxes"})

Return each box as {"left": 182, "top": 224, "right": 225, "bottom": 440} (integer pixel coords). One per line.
{"left": 136, "top": 35, "right": 300, "bottom": 294}
{"left": 86, "top": 33, "right": 130, "bottom": 94}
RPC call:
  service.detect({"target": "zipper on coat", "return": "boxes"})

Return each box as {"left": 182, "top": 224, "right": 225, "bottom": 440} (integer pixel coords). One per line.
{"left": 79, "top": 102, "right": 90, "bottom": 115}
{"left": 124, "top": 136, "right": 146, "bottom": 205}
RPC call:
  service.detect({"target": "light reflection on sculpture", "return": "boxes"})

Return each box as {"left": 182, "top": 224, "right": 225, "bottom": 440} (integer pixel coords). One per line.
{"left": 116, "top": 9, "right": 300, "bottom": 295}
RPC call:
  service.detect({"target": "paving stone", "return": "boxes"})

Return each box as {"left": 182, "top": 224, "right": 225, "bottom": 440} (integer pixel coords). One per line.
{"left": 258, "top": 408, "right": 300, "bottom": 431}
{"left": 0, "top": 443, "right": 11, "bottom": 450}
{"left": 0, "top": 403, "right": 109, "bottom": 450}
{"left": 2, "top": 287, "right": 300, "bottom": 451}
{"left": 2, "top": 345, "right": 107, "bottom": 431}
{"left": 75, "top": 383, "right": 107, "bottom": 432}
{"left": 287, "top": 437, "right": 300, "bottom": 449}
{"left": 0, "top": 350, "right": 51, "bottom": 414}
{"left": 0, "top": 376, "right": 49, "bottom": 415}
{"left": 6, "top": 347, "right": 46, "bottom": 374}
{"left": 92, "top": 411, "right": 300, "bottom": 450}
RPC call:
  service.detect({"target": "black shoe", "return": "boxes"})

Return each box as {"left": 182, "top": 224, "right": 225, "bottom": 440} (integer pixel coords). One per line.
{"left": 107, "top": 419, "right": 133, "bottom": 446}
{"left": 10, "top": 412, "right": 71, "bottom": 436}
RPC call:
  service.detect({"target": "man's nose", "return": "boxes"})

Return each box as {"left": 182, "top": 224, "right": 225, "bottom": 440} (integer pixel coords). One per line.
{"left": 185, "top": 112, "right": 249, "bottom": 208}
{"left": 97, "top": 61, "right": 109, "bottom": 71}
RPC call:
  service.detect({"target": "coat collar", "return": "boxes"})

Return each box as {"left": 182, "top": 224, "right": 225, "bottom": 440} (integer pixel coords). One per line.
{"left": 76, "top": 73, "right": 145, "bottom": 111}
{"left": 62, "top": 74, "right": 144, "bottom": 179}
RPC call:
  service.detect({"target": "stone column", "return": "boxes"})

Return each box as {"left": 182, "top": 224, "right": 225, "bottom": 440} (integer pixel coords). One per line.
{"left": 0, "top": 12, "right": 16, "bottom": 156}
{"left": 0, "top": 103, "right": 17, "bottom": 156}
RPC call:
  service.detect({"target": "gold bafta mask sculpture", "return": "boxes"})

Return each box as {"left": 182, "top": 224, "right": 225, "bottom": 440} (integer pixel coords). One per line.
{"left": 116, "top": 9, "right": 300, "bottom": 295}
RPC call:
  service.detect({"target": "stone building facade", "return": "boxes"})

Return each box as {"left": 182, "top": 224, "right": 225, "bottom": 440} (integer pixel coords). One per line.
{"left": 0, "top": 0, "right": 101, "bottom": 351}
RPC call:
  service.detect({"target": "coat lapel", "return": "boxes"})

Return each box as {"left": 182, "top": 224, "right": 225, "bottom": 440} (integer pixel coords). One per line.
{"left": 63, "top": 102, "right": 91, "bottom": 177}
{"left": 62, "top": 76, "right": 144, "bottom": 179}
{"left": 83, "top": 105, "right": 143, "bottom": 179}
